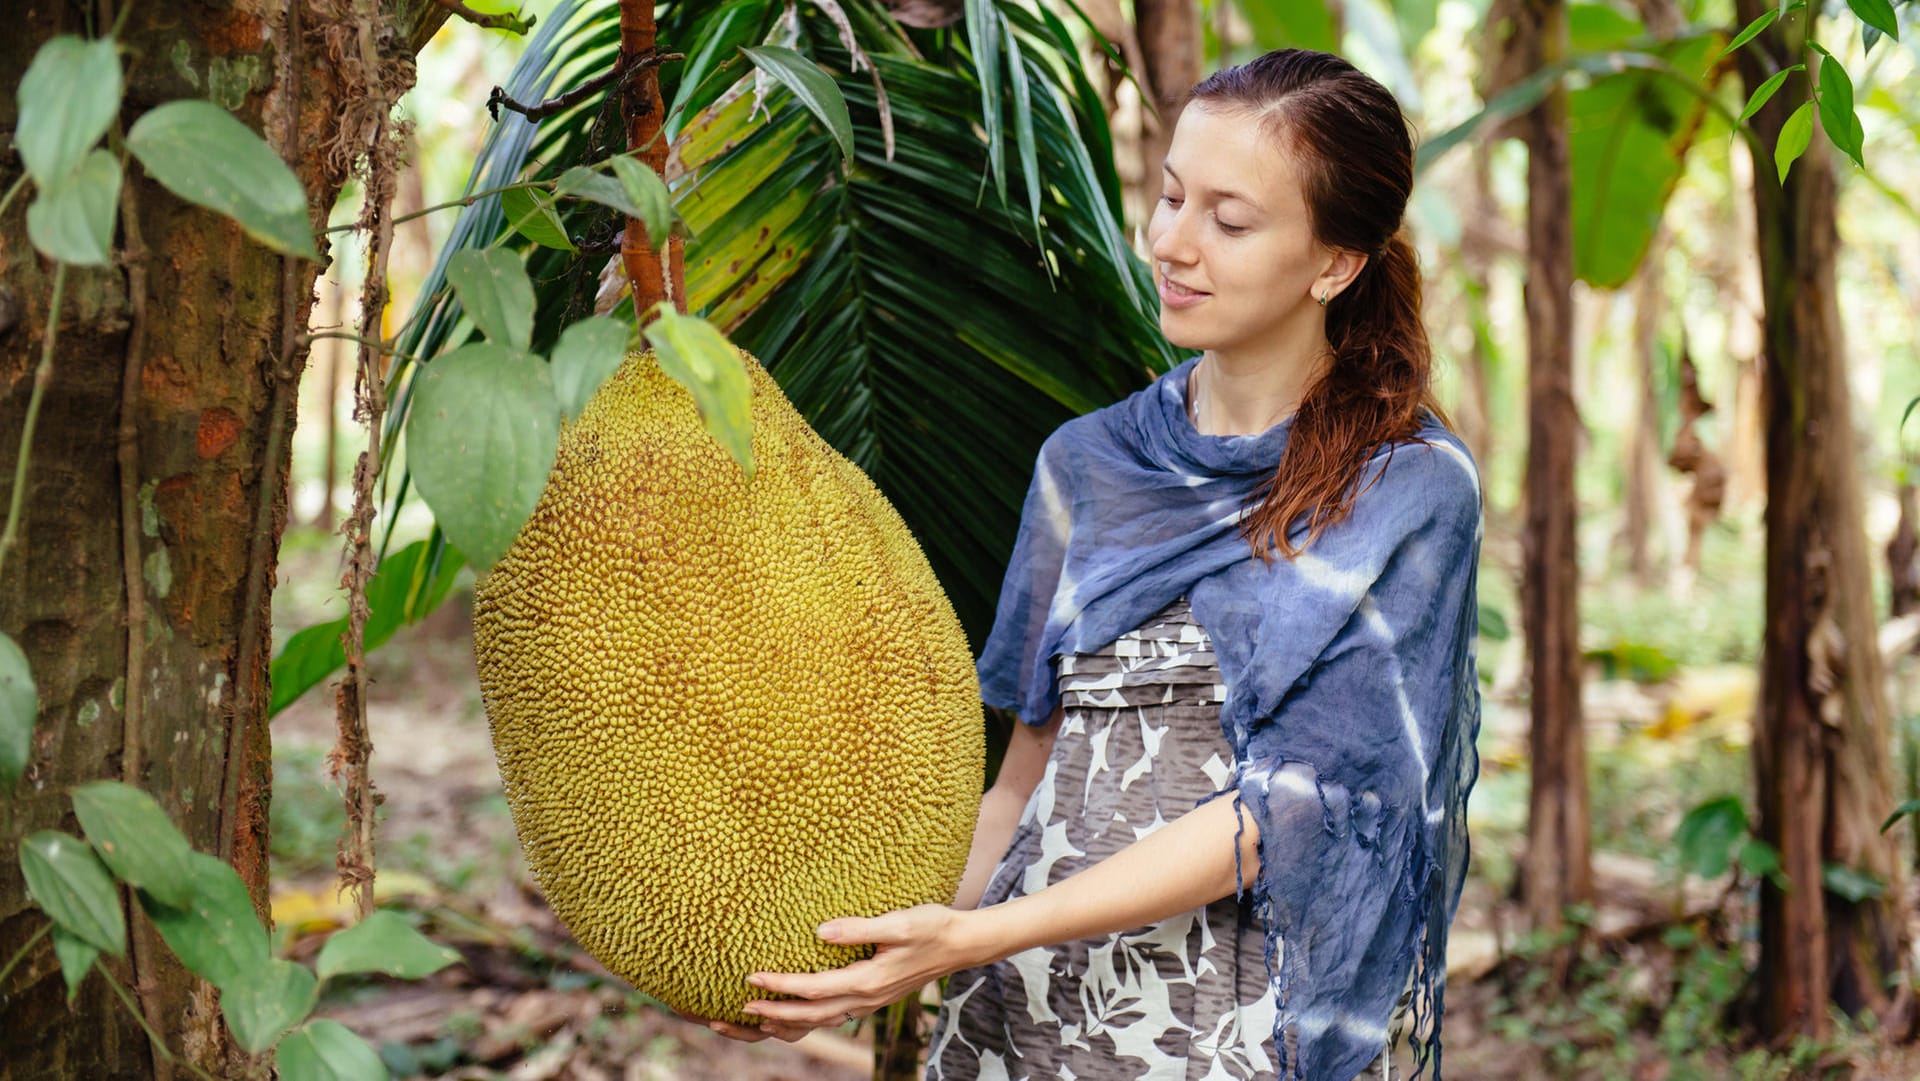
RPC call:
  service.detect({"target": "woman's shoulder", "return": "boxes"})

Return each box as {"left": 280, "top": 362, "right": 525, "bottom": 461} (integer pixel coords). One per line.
{"left": 1357, "top": 418, "right": 1482, "bottom": 526}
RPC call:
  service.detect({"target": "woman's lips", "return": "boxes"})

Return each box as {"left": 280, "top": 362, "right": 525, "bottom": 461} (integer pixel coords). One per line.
{"left": 1158, "top": 276, "right": 1209, "bottom": 309}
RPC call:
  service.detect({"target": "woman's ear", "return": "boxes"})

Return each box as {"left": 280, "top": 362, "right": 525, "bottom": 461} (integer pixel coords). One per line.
{"left": 1315, "top": 249, "right": 1369, "bottom": 304}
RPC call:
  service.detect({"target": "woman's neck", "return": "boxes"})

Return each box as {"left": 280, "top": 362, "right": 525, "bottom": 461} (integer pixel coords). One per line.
{"left": 1189, "top": 341, "right": 1331, "bottom": 437}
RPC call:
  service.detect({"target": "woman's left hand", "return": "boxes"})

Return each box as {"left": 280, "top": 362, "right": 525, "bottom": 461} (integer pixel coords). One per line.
{"left": 741, "top": 904, "right": 981, "bottom": 1031}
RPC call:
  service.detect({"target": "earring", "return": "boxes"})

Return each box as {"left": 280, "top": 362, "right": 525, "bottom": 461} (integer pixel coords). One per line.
{"left": 1315, "top": 292, "right": 1329, "bottom": 307}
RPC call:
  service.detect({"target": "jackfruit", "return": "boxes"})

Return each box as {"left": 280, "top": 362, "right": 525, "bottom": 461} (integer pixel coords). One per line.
{"left": 471, "top": 348, "right": 984, "bottom": 1024}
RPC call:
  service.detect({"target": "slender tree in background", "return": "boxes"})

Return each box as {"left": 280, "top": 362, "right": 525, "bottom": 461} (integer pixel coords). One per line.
{"left": 1730, "top": 0, "right": 1911, "bottom": 1035}
{"left": 1135, "top": 0, "right": 1201, "bottom": 203}
{"left": 0, "top": 2, "right": 444, "bottom": 1074}
{"left": 1512, "top": 0, "right": 1594, "bottom": 937}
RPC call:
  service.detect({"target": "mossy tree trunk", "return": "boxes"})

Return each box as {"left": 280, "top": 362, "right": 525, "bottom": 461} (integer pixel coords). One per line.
{"left": 1730, "top": 0, "right": 1911, "bottom": 1036}
{"left": 1515, "top": 0, "right": 1594, "bottom": 940}
{"left": 0, "top": 3, "right": 439, "bottom": 1075}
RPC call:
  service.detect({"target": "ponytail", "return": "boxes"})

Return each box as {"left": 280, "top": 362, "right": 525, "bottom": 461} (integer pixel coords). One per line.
{"left": 1239, "top": 233, "right": 1442, "bottom": 561}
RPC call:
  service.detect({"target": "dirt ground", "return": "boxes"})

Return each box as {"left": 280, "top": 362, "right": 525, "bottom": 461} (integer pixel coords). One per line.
{"left": 267, "top": 544, "right": 1920, "bottom": 1081}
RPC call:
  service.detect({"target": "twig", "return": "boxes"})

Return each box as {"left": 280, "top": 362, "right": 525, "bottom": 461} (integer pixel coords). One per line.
{"left": 432, "top": 0, "right": 535, "bottom": 35}
{"left": 485, "top": 52, "right": 685, "bottom": 122}
{"left": 0, "top": 174, "right": 27, "bottom": 223}
{"left": 0, "top": 261, "right": 65, "bottom": 580}
{"left": 0, "top": 923, "right": 51, "bottom": 988}
{"left": 98, "top": 965, "right": 220, "bottom": 1081}
{"left": 324, "top": 180, "right": 550, "bottom": 234}
{"left": 331, "top": 0, "right": 405, "bottom": 917}
{"left": 300, "top": 331, "right": 414, "bottom": 358}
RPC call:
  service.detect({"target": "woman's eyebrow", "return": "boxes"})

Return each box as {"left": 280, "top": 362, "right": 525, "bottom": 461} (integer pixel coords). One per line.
{"left": 1161, "top": 163, "right": 1266, "bottom": 212}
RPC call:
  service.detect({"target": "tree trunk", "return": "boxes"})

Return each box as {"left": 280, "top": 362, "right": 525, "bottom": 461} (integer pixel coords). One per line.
{"left": 1731, "top": 0, "right": 1911, "bottom": 1036}
{"left": 0, "top": 2, "right": 436, "bottom": 1074}
{"left": 1136, "top": 0, "right": 1201, "bottom": 213}
{"left": 1620, "top": 247, "right": 1665, "bottom": 585}
{"left": 1516, "top": 0, "right": 1593, "bottom": 936}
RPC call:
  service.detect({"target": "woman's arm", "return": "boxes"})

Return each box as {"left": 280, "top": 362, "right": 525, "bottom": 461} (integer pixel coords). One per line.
{"left": 952, "top": 704, "right": 1061, "bottom": 910}
{"left": 736, "top": 786, "right": 1263, "bottom": 1031}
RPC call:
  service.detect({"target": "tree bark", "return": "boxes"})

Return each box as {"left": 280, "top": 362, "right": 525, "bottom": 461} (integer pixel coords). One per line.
{"left": 1731, "top": 0, "right": 1910, "bottom": 1036}
{"left": 1516, "top": 0, "right": 1593, "bottom": 937}
{"left": 0, "top": 2, "right": 433, "bottom": 1074}
{"left": 1135, "top": 0, "right": 1201, "bottom": 214}
{"left": 1620, "top": 242, "right": 1666, "bottom": 585}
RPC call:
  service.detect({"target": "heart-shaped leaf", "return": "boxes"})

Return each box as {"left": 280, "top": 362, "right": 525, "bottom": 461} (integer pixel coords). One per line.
{"left": 71, "top": 781, "right": 196, "bottom": 909}
{"left": 549, "top": 316, "right": 632, "bottom": 420}
{"left": 51, "top": 925, "right": 99, "bottom": 1003}
{"left": 275, "top": 1020, "right": 390, "bottom": 1081}
{"left": 641, "top": 309, "right": 754, "bottom": 477}
{"left": 19, "top": 831, "right": 125, "bottom": 956}
{"left": 0, "top": 631, "right": 35, "bottom": 794}
{"left": 405, "top": 343, "right": 560, "bottom": 569}
{"left": 25, "top": 149, "right": 122, "bottom": 267}
{"left": 316, "top": 909, "right": 460, "bottom": 982}
{"left": 445, "top": 249, "right": 536, "bottom": 351}
{"left": 140, "top": 850, "right": 270, "bottom": 989}
{"left": 126, "top": 100, "right": 318, "bottom": 260}
{"left": 555, "top": 165, "right": 644, "bottom": 220}
{"left": 500, "top": 186, "right": 575, "bottom": 251}
{"left": 607, "top": 155, "right": 677, "bottom": 250}
{"left": 224, "top": 957, "right": 317, "bottom": 1054}
{"left": 17, "top": 36, "right": 122, "bottom": 184}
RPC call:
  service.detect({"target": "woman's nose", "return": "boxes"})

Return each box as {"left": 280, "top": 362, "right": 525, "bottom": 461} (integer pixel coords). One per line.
{"left": 1150, "top": 207, "right": 1196, "bottom": 267}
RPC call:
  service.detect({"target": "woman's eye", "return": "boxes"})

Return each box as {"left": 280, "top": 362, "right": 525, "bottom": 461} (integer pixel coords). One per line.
{"left": 1217, "top": 222, "right": 1246, "bottom": 235}
{"left": 1160, "top": 194, "right": 1182, "bottom": 207}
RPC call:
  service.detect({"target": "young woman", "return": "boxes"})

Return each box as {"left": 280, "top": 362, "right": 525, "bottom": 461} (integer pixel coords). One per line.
{"left": 702, "top": 49, "right": 1483, "bottom": 1081}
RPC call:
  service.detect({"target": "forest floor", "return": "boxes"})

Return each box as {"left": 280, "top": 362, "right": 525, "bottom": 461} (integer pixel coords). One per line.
{"left": 266, "top": 534, "right": 1920, "bottom": 1081}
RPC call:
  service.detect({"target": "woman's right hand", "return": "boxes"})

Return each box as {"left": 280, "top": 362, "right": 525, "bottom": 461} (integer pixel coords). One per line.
{"left": 672, "top": 1007, "right": 814, "bottom": 1044}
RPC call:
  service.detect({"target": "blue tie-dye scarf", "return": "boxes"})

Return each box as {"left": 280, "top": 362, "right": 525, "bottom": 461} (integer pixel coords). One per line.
{"left": 976, "top": 353, "right": 1483, "bottom": 1081}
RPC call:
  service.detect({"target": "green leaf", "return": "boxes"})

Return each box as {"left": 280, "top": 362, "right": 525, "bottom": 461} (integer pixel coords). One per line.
{"left": 0, "top": 631, "right": 35, "bottom": 794}
{"left": 25, "top": 149, "right": 122, "bottom": 267}
{"left": 1738, "top": 66, "right": 1802, "bottom": 125}
{"left": 608, "top": 155, "right": 677, "bottom": 251}
{"left": 1736, "top": 836, "right": 1782, "bottom": 883}
{"left": 1239, "top": 0, "right": 1338, "bottom": 53}
{"left": 267, "top": 539, "right": 465, "bottom": 716}
{"left": 224, "top": 957, "right": 317, "bottom": 1054}
{"left": 405, "top": 343, "right": 560, "bottom": 570}
{"left": 125, "top": 100, "right": 318, "bottom": 261}
{"left": 1822, "top": 863, "right": 1884, "bottom": 902}
{"left": 1716, "top": 7, "right": 1778, "bottom": 61}
{"left": 1881, "top": 797, "right": 1920, "bottom": 833}
{"left": 19, "top": 831, "right": 125, "bottom": 956}
{"left": 549, "top": 316, "right": 633, "bottom": 420}
{"left": 555, "top": 165, "right": 645, "bottom": 220}
{"left": 1673, "top": 795, "right": 1747, "bottom": 880}
{"left": 740, "top": 46, "right": 855, "bottom": 162}
{"left": 1774, "top": 100, "right": 1815, "bottom": 183}
{"left": 641, "top": 308, "right": 754, "bottom": 477}
{"left": 70, "top": 781, "right": 196, "bottom": 909}
{"left": 51, "top": 925, "right": 99, "bottom": 1003}
{"left": 1813, "top": 52, "right": 1865, "bottom": 169}
{"left": 1477, "top": 603, "right": 1510, "bottom": 642}
{"left": 499, "top": 186, "right": 575, "bottom": 252}
{"left": 1846, "top": 0, "right": 1900, "bottom": 41}
{"left": 445, "top": 249, "right": 535, "bottom": 351}
{"left": 316, "top": 909, "right": 460, "bottom": 982}
{"left": 16, "top": 36, "right": 123, "bottom": 185}
{"left": 276, "top": 1020, "right": 391, "bottom": 1081}
{"left": 140, "top": 851, "right": 270, "bottom": 989}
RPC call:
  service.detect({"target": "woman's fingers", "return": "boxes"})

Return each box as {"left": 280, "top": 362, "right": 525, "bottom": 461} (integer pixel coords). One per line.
{"left": 705, "top": 1019, "right": 776, "bottom": 1043}
{"left": 743, "top": 995, "right": 869, "bottom": 1027}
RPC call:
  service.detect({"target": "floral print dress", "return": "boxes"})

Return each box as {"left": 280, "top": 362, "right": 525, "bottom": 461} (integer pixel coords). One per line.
{"left": 925, "top": 596, "right": 1402, "bottom": 1081}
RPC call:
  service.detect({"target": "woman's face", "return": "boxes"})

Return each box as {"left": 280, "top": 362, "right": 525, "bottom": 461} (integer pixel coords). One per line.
{"left": 1145, "top": 104, "right": 1354, "bottom": 354}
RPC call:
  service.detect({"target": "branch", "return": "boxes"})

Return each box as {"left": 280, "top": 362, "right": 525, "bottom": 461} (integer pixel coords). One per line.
{"left": 432, "top": 0, "right": 534, "bottom": 35}
{"left": 486, "top": 51, "right": 683, "bottom": 122}
{"left": 0, "top": 262, "right": 64, "bottom": 581}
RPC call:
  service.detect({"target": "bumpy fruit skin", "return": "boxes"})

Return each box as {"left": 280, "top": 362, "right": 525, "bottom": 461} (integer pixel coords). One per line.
{"left": 472, "top": 349, "right": 984, "bottom": 1024}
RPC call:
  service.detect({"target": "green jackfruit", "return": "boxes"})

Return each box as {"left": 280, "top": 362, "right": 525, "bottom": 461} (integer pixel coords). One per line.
{"left": 472, "top": 348, "right": 983, "bottom": 1024}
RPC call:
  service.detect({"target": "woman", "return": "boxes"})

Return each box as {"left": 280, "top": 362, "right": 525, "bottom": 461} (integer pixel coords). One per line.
{"left": 702, "top": 49, "right": 1482, "bottom": 1081}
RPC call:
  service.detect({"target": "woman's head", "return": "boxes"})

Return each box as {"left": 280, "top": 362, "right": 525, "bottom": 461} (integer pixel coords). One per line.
{"left": 1153, "top": 48, "right": 1438, "bottom": 559}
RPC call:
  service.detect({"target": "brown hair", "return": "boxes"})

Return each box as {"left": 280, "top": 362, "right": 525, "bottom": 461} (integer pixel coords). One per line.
{"left": 1189, "top": 49, "right": 1444, "bottom": 560}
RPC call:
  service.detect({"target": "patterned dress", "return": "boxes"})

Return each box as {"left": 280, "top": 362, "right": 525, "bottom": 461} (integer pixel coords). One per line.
{"left": 925, "top": 596, "right": 1403, "bottom": 1081}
